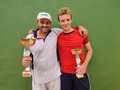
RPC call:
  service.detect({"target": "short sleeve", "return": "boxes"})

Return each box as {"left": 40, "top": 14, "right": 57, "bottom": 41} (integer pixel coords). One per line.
{"left": 83, "top": 36, "right": 89, "bottom": 44}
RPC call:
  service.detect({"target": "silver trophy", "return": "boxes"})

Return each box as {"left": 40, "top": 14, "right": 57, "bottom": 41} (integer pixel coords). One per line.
{"left": 71, "top": 48, "right": 84, "bottom": 78}
{"left": 20, "top": 38, "right": 36, "bottom": 77}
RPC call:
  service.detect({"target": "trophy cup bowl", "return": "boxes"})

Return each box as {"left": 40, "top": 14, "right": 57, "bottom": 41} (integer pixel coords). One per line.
{"left": 71, "top": 48, "right": 82, "bottom": 55}
{"left": 20, "top": 38, "right": 36, "bottom": 47}
{"left": 71, "top": 48, "right": 84, "bottom": 78}
{"left": 20, "top": 38, "right": 36, "bottom": 77}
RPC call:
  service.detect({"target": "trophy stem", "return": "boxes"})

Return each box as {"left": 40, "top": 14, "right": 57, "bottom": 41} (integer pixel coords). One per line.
{"left": 75, "top": 55, "right": 84, "bottom": 78}
{"left": 22, "top": 50, "right": 32, "bottom": 77}
{"left": 75, "top": 55, "right": 80, "bottom": 65}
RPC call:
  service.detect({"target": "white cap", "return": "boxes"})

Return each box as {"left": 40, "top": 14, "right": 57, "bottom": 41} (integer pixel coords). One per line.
{"left": 37, "top": 12, "right": 52, "bottom": 21}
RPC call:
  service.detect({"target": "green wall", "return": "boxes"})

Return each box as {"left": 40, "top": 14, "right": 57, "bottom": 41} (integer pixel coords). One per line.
{"left": 0, "top": 0, "right": 119, "bottom": 90}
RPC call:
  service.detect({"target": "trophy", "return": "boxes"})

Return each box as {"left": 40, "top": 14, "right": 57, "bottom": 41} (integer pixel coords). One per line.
{"left": 71, "top": 48, "right": 84, "bottom": 78}
{"left": 20, "top": 38, "right": 36, "bottom": 77}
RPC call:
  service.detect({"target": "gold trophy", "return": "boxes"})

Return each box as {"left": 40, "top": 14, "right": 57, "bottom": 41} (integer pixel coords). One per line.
{"left": 71, "top": 48, "right": 84, "bottom": 78}
{"left": 20, "top": 38, "right": 36, "bottom": 77}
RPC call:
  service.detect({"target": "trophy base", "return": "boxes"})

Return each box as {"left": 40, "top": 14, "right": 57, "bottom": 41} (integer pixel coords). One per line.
{"left": 76, "top": 74, "right": 84, "bottom": 78}
{"left": 22, "top": 71, "right": 31, "bottom": 77}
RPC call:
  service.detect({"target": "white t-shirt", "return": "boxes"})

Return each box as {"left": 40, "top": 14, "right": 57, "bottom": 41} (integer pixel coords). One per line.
{"left": 24, "top": 28, "right": 62, "bottom": 84}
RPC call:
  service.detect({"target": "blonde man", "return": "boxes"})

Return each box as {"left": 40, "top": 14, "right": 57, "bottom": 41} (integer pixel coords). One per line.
{"left": 57, "top": 7, "right": 93, "bottom": 90}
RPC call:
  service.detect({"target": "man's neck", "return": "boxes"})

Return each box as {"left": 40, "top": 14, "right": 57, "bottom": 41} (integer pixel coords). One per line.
{"left": 37, "top": 30, "right": 48, "bottom": 39}
{"left": 63, "top": 28, "right": 74, "bottom": 33}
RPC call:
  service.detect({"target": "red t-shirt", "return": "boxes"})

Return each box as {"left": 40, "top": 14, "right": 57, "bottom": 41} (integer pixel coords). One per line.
{"left": 58, "top": 28, "right": 89, "bottom": 74}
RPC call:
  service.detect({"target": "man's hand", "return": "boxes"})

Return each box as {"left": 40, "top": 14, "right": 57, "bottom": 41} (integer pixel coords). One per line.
{"left": 28, "top": 29, "right": 35, "bottom": 34}
{"left": 22, "top": 56, "right": 32, "bottom": 67}
{"left": 76, "top": 64, "right": 87, "bottom": 75}
{"left": 78, "top": 26, "right": 88, "bottom": 37}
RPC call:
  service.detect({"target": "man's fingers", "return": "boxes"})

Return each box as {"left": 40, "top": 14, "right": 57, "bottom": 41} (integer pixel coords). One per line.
{"left": 79, "top": 31, "right": 83, "bottom": 36}
{"left": 83, "top": 31, "right": 87, "bottom": 37}
{"left": 22, "top": 57, "right": 32, "bottom": 61}
{"left": 22, "top": 57, "right": 32, "bottom": 67}
{"left": 28, "top": 29, "right": 35, "bottom": 34}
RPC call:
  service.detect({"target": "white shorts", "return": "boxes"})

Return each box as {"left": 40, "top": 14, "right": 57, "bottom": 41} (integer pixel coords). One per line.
{"left": 32, "top": 76, "right": 60, "bottom": 90}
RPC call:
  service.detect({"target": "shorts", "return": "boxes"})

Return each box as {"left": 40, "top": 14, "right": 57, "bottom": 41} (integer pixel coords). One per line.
{"left": 32, "top": 76, "right": 60, "bottom": 90}
{"left": 61, "top": 72, "right": 91, "bottom": 90}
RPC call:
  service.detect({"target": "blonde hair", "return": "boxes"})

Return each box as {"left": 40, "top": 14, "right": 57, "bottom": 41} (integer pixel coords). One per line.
{"left": 57, "top": 7, "right": 72, "bottom": 21}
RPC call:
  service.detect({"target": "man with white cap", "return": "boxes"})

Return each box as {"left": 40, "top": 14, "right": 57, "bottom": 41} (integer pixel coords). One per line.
{"left": 22, "top": 12, "right": 88, "bottom": 90}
